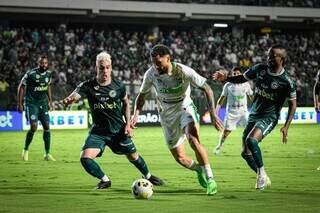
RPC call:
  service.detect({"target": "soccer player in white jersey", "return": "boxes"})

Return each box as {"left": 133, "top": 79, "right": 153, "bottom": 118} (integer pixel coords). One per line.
{"left": 131, "top": 44, "right": 223, "bottom": 195}
{"left": 214, "top": 67, "right": 253, "bottom": 154}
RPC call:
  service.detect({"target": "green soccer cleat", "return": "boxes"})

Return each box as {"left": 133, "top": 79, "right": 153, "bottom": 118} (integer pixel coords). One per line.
{"left": 196, "top": 170, "right": 208, "bottom": 188}
{"left": 44, "top": 154, "right": 56, "bottom": 161}
{"left": 21, "top": 150, "right": 29, "bottom": 161}
{"left": 206, "top": 179, "right": 218, "bottom": 196}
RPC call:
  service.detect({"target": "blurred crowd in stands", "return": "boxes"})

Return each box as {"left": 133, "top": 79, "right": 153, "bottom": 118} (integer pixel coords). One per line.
{"left": 126, "top": 0, "right": 320, "bottom": 8}
{"left": 0, "top": 24, "right": 319, "bottom": 110}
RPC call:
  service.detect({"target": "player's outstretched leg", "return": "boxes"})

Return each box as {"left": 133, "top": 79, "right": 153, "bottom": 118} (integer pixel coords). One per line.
{"left": 128, "top": 153, "right": 164, "bottom": 186}
{"left": 214, "top": 130, "right": 230, "bottom": 155}
{"left": 80, "top": 157, "right": 111, "bottom": 189}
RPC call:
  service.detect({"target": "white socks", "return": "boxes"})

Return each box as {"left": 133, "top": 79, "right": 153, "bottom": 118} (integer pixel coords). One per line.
{"left": 188, "top": 160, "right": 201, "bottom": 172}
{"left": 258, "top": 166, "right": 266, "bottom": 176}
{"left": 101, "top": 175, "right": 110, "bottom": 182}
{"left": 201, "top": 164, "right": 213, "bottom": 180}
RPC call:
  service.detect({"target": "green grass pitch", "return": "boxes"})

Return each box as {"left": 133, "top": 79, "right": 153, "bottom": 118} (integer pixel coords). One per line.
{"left": 0, "top": 124, "right": 319, "bottom": 213}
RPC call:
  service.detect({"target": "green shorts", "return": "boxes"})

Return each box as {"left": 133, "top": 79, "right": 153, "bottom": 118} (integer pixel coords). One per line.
{"left": 243, "top": 117, "right": 278, "bottom": 140}
{"left": 82, "top": 132, "right": 137, "bottom": 157}
{"left": 25, "top": 103, "right": 50, "bottom": 123}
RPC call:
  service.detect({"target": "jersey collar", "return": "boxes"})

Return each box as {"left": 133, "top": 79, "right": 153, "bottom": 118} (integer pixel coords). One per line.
{"left": 267, "top": 68, "right": 285, "bottom": 76}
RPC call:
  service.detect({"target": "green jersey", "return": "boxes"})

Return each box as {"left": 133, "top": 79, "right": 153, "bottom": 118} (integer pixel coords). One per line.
{"left": 243, "top": 64, "right": 296, "bottom": 120}
{"left": 75, "top": 78, "right": 126, "bottom": 135}
{"left": 21, "top": 67, "right": 52, "bottom": 105}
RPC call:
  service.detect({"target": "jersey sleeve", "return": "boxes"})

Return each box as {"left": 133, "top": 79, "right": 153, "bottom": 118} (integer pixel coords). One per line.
{"left": 221, "top": 83, "right": 229, "bottom": 96}
{"left": 140, "top": 70, "right": 153, "bottom": 94}
{"left": 21, "top": 72, "right": 28, "bottom": 85}
{"left": 180, "top": 64, "right": 206, "bottom": 88}
{"left": 287, "top": 78, "right": 297, "bottom": 100}
{"left": 119, "top": 82, "right": 127, "bottom": 99}
{"left": 243, "top": 64, "right": 263, "bottom": 81}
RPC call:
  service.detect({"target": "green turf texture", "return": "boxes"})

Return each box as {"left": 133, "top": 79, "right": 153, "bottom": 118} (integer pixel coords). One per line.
{"left": 0, "top": 124, "right": 319, "bottom": 213}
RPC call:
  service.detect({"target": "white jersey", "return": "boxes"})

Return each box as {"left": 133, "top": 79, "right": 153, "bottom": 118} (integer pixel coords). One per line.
{"left": 221, "top": 82, "right": 253, "bottom": 114}
{"left": 140, "top": 62, "right": 206, "bottom": 114}
{"left": 140, "top": 62, "right": 206, "bottom": 149}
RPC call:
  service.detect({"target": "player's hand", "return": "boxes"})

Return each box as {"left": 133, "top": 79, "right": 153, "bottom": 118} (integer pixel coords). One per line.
{"left": 125, "top": 124, "right": 133, "bottom": 138}
{"left": 212, "top": 70, "right": 228, "bottom": 82}
{"left": 212, "top": 116, "right": 224, "bottom": 132}
{"left": 130, "top": 114, "right": 139, "bottom": 129}
{"left": 280, "top": 126, "right": 289, "bottom": 144}
{"left": 49, "top": 102, "right": 54, "bottom": 111}
{"left": 62, "top": 97, "right": 73, "bottom": 106}
{"left": 17, "top": 104, "right": 24, "bottom": 112}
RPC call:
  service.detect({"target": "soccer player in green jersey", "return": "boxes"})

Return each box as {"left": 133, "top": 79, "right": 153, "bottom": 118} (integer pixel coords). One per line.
{"left": 17, "top": 55, "right": 55, "bottom": 161}
{"left": 63, "top": 52, "right": 163, "bottom": 189}
{"left": 213, "top": 45, "right": 297, "bottom": 190}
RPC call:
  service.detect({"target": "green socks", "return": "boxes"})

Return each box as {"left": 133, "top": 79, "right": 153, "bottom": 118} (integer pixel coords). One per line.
{"left": 43, "top": 130, "right": 51, "bottom": 154}
{"left": 130, "top": 155, "right": 150, "bottom": 178}
{"left": 246, "top": 137, "right": 263, "bottom": 168}
{"left": 241, "top": 152, "right": 258, "bottom": 173}
{"left": 80, "top": 157, "right": 105, "bottom": 179}
{"left": 24, "top": 130, "right": 34, "bottom": 150}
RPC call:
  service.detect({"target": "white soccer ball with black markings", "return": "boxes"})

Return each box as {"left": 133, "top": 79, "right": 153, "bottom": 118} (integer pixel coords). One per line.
{"left": 131, "top": 178, "right": 153, "bottom": 199}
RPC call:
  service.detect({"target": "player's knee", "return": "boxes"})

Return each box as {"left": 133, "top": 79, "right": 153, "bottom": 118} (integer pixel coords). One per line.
{"left": 80, "top": 157, "right": 92, "bottom": 167}
{"left": 186, "top": 133, "right": 199, "bottom": 146}
{"left": 245, "top": 137, "right": 258, "bottom": 150}
{"left": 30, "top": 126, "right": 37, "bottom": 132}
{"left": 241, "top": 151, "right": 250, "bottom": 159}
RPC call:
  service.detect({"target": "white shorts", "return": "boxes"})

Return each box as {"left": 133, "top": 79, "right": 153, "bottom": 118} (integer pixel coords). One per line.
{"left": 224, "top": 110, "right": 248, "bottom": 131}
{"left": 160, "top": 103, "right": 199, "bottom": 150}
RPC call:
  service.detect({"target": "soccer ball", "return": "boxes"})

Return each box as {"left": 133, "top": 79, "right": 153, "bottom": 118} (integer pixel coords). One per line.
{"left": 131, "top": 178, "right": 153, "bottom": 199}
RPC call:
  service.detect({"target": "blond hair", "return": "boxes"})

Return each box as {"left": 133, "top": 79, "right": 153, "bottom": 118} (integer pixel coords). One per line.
{"left": 96, "top": 52, "right": 111, "bottom": 66}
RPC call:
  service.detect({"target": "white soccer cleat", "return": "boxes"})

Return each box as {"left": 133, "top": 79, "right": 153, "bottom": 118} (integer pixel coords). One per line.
{"left": 22, "top": 150, "right": 29, "bottom": 161}
{"left": 44, "top": 154, "right": 56, "bottom": 161}
{"left": 255, "top": 175, "right": 271, "bottom": 190}
{"left": 214, "top": 144, "right": 222, "bottom": 155}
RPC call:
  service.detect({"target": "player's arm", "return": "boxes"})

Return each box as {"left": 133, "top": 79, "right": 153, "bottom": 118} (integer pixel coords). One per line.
{"left": 122, "top": 94, "right": 133, "bottom": 137}
{"left": 62, "top": 91, "right": 81, "bottom": 106}
{"left": 131, "top": 92, "right": 147, "bottom": 128}
{"left": 216, "top": 94, "right": 226, "bottom": 113}
{"left": 202, "top": 82, "right": 224, "bottom": 131}
{"left": 17, "top": 81, "right": 25, "bottom": 112}
{"left": 280, "top": 98, "right": 297, "bottom": 144}
{"left": 212, "top": 69, "right": 248, "bottom": 83}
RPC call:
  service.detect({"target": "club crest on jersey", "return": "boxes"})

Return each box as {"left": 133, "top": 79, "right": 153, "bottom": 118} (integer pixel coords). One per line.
{"left": 45, "top": 77, "right": 49, "bottom": 83}
{"left": 260, "top": 70, "right": 266, "bottom": 76}
{"left": 94, "top": 85, "right": 100, "bottom": 90}
{"left": 36, "top": 74, "right": 40, "bottom": 79}
{"left": 109, "top": 90, "right": 117, "bottom": 98}
{"left": 271, "top": 81, "right": 279, "bottom": 89}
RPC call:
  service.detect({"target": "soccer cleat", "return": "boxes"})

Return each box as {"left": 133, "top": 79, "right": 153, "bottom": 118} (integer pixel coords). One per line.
{"left": 214, "top": 143, "right": 223, "bottom": 155}
{"left": 255, "top": 175, "right": 271, "bottom": 190}
{"left": 44, "top": 154, "right": 56, "bottom": 161}
{"left": 196, "top": 170, "right": 207, "bottom": 188}
{"left": 147, "top": 175, "right": 164, "bottom": 186}
{"left": 96, "top": 180, "right": 112, "bottom": 189}
{"left": 206, "top": 179, "right": 218, "bottom": 196}
{"left": 22, "top": 150, "right": 29, "bottom": 161}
